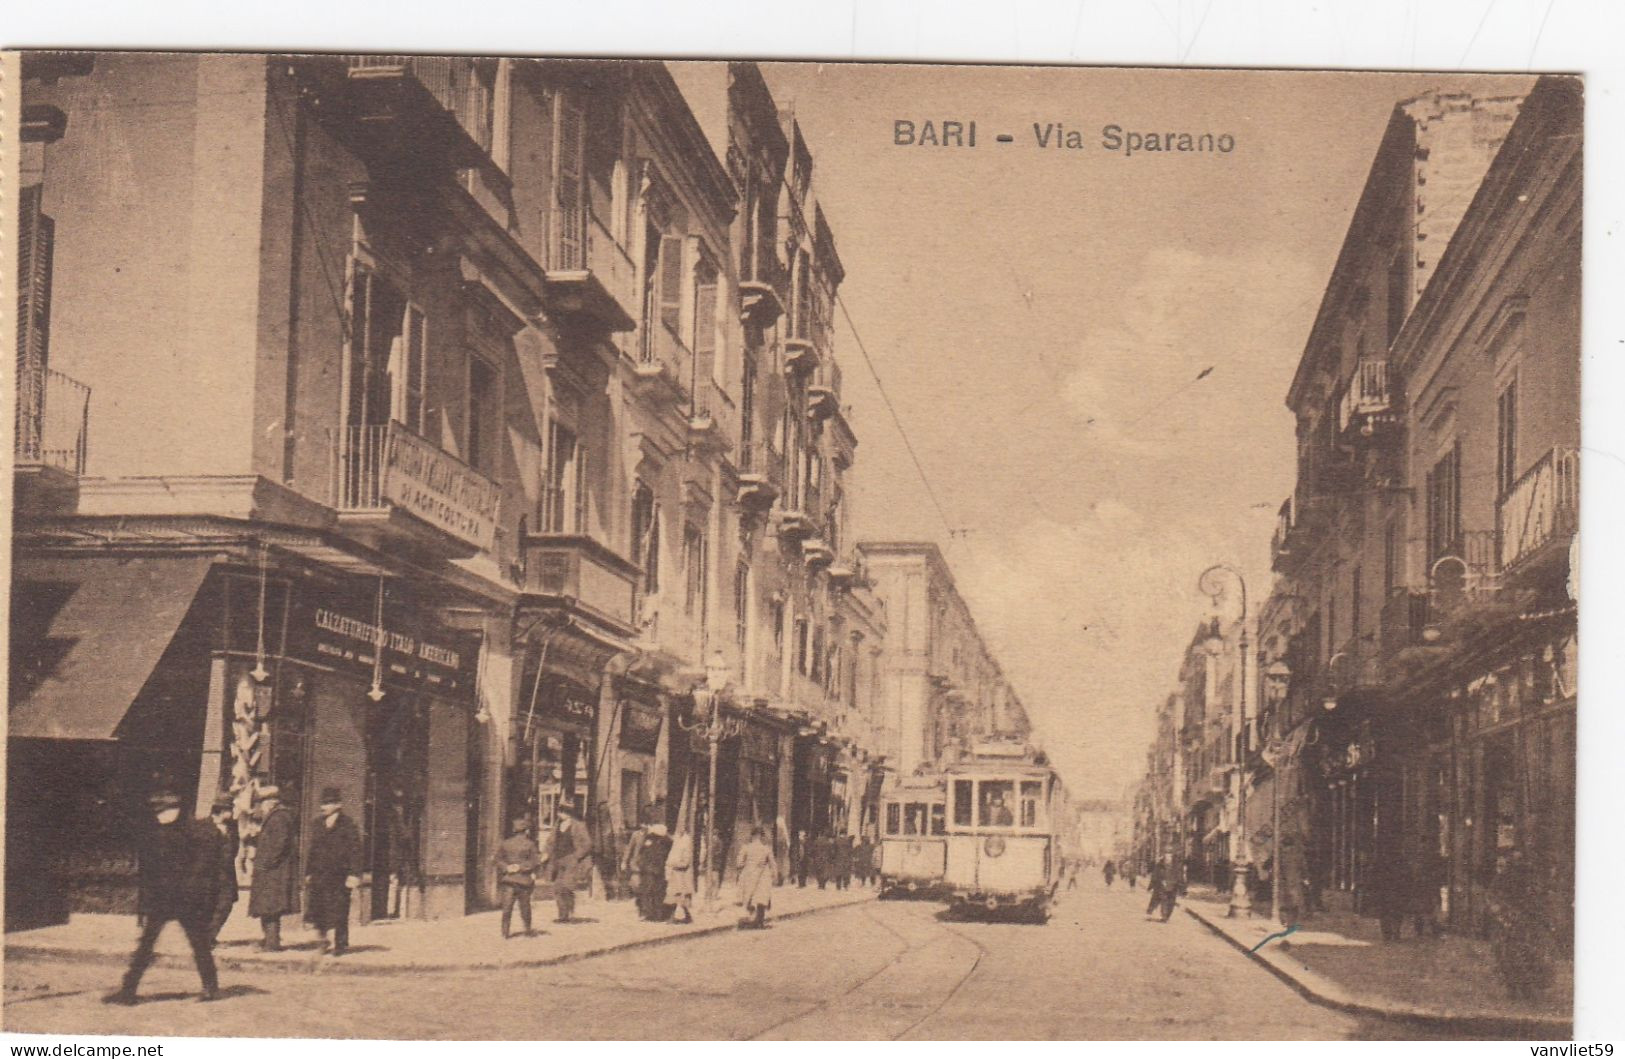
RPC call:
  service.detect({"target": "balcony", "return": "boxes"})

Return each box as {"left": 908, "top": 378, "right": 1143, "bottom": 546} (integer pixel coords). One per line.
{"left": 1379, "top": 587, "right": 1431, "bottom": 656}
{"left": 737, "top": 469, "right": 781, "bottom": 513}
{"left": 14, "top": 366, "right": 90, "bottom": 515}
{"left": 1498, "top": 447, "right": 1578, "bottom": 579}
{"left": 687, "top": 378, "right": 734, "bottom": 455}
{"left": 775, "top": 507, "right": 816, "bottom": 542}
{"left": 333, "top": 56, "right": 491, "bottom": 173}
{"left": 739, "top": 246, "right": 787, "bottom": 326}
{"left": 801, "top": 537, "right": 835, "bottom": 570}
{"left": 1270, "top": 497, "right": 1294, "bottom": 571}
{"left": 540, "top": 208, "right": 637, "bottom": 333}
{"left": 633, "top": 321, "right": 693, "bottom": 410}
{"left": 826, "top": 561, "right": 857, "bottom": 589}
{"left": 1427, "top": 530, "right": 1502, "bottom": 623}
{"left": 1337, "top": 358, "right": 1399, "bottom": 441}
{"left": 520, "top": 533, "right": 641, "bottom": 635}
{"left": 783, "top": 338, "right": 818, "bottom": 375}
{"left": 331, "top": 421, "right": 502, "bottom": 559}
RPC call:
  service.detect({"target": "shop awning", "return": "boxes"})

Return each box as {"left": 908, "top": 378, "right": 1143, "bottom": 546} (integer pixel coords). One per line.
{"left": 8, "top": 555, "right": 215, "bottom": 740}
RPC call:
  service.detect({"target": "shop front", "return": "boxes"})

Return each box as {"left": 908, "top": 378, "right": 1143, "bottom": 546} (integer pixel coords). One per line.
{"left": 6, "top": 552, "right": 487, "bottom": 928}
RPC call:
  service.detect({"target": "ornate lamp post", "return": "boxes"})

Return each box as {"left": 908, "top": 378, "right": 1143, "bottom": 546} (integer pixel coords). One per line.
{"left": 1199, "top": 563, "right": 1251, "bottom": 917}
{"left": 680, "top": 650, "right": 739, "bottom": 911}
{"left": 1261, "top": 658, "right": 1293, "bottom": 925}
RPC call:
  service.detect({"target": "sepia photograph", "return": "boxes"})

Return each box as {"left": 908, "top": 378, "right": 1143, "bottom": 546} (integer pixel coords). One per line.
{"left": 0, "top": 12, "right": 1607, "bottom": 1043}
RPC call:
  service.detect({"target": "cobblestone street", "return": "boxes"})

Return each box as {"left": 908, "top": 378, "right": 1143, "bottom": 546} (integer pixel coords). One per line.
{"left": 5, "top": 886, "right": 1474, "bottom": 1040}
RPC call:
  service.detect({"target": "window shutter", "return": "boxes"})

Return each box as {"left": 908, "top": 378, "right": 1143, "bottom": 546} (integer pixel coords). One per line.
{"left": 17, "top": 185, "right": 53, "bottom": 377}
{"left": 658, "top": 236, "right": 684, "bottom": 337}
{"left": 573, "top": 444, "right": 588, "bottom": 533}
{"left": 554, "top": 93, "right": 587, "bottom": 269}
{"left": 694, "top": 272, "right": 717, "bottom": 358}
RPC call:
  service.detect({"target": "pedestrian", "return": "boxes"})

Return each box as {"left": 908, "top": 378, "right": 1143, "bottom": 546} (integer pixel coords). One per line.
{"left": 1125, "top": 859, "right": 1138, "bottom": 889}
{"left": 494, "top": 816, "right": 540, "bottom": 939}
{"left": 1368, "top": 849, "right": 1407, "bottom": 942}
{"left": 811, "top": 832, "right": 833, "bottom": 890}
{"left": 1066, "top": 858, "right": 1080, "bottom": 890}
{"left": 104, "top": 787, "right": 223, "bottom": 1005}
{"left": 634, "top": 822, "right": 673, "bottom": 920}
{"left": 544, "top": 803, "right": 593, "bottom": 923}
{"left": 305, "top": 787, "right": 361, "bottom": 957}
{"left": 1145, "top": 855, "right": 1177, "bottom": 921}
{"left": 793, "top": 830, "right": 810, "bottom": 887}
{"left": 855, "top": 835, "right": 875, "bottom": 887}
{"left": 834, "top": 833, "right": 853, "bottom": 890}
{"left": 735, "top": 826, "right": 777, "bottom": 929}
{"left": 247, "top": 784, "right": 297, "bottom": 952}
{"left": 1102, "top": 859, "right": 1116, "bottom": 887}
{"left": 665, "top": 829, "right": 696, "bottom": 924}
{"left": 204, "top": 794, "right": 239, "bottom": 945}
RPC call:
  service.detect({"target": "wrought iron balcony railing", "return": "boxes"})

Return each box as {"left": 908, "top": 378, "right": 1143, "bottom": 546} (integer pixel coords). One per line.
{"left": 1498, "top": 446, "right": 1578, "bottom": 575}
{"left": 14, "top": 366, "right": 90, "bottom": 475}
{"left": 1337, "top": 358, "right": 1394, "bottom": 435}
{"left": 331, "top": 420, "right": 502, "bottom": 555}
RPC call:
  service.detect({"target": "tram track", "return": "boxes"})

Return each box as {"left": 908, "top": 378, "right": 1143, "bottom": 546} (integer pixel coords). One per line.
{"left": 743, "top": 901, "right": 991, "bottom": 1041}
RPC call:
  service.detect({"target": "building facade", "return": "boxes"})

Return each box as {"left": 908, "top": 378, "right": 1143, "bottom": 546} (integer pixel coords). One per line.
{"left": 1259, "top": 76, "right": 1578, "bottom": 938}
{"left": 7, "top": 54, "right": 888, "bottom": 928}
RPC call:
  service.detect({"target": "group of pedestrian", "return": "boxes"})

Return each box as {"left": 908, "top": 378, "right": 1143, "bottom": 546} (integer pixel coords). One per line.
{"left": 790, "top": 831, "right": 876, "bottom": 890}
{"left": 614, "top": 804, "right": 696, "bottom": 926}
{"left": 107, "top": 782, "right": 363, "bottom": 1006}
{"left": 489, "top": 803, "right": 600, "bottom": 938}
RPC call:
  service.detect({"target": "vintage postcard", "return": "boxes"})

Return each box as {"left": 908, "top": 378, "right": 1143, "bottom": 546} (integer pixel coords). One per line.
{"left": 2, "top": 51, "right": 1583, "bottom": 1042}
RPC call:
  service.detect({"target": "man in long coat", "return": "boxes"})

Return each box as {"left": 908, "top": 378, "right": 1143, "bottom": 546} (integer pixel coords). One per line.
{"left": 811, "top": 832, "right": 833, "bottom": 890}
{"left": 305, "top": 787, "right": 361, "bottom": 957}
{"left": 633, "top": 822, "right": 673, "bottom": 921}
{"left": 248, "top": 785, "right": 298, "bottom": 951}
{"left": 544, "top": 804, "right": 593, "bottom": 923}
{"left": 106, "top": 789, "right": 224, "bottom": 1004}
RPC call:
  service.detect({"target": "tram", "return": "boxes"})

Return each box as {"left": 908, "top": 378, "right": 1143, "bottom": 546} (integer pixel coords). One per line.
{"left": 877, "top": 775, "right": 949, "bottom": 898}
{"left": 942, "top": 740, "right": 1069, "bottom": 921}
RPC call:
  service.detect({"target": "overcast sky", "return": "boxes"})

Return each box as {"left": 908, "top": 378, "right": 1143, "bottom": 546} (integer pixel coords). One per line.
{"left": 749, "top": 64, "right": 1533, "bottom": 801}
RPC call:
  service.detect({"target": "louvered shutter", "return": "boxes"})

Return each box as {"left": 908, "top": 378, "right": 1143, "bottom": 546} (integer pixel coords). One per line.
{"left": 573, "top": 444, "right": 588, "bottom": 533}
{"left": 16, "top": 186, "right": 53, "bottom": 458}
{"left": 554, "top": 93, "right": 586, "bottom": 270}
{"left": 658, "top": 236, "right": 684, "bottom": 336}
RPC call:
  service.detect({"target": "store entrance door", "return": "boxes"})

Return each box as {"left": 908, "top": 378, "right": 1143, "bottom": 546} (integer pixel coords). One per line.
{"left": 366, "top": 696, "right": 427, "bottom": 921}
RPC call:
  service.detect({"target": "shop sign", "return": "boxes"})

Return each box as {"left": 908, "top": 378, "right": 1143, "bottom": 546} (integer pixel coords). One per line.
{"left": 279, "top": 586, "right": 480, "bottom": 703}
{"left": 528, "top": 675, "right": 597, "bottom": 732}
{"left": 382, "top": 423, "right": 501, "bottom": 552}
{"left": 619, "top": 701, "right": 663, "bottom": 754}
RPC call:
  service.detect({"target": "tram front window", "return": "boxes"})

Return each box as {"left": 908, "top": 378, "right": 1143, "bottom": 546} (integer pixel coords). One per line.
{"left": 930, "top": 804, "right": 947, "bottom": 836}
{"left": 904, "top": 803, "right": 928, "bottom": 836}
{"left": 980, "top": 781, "right": 1015, "bottom": 827}
{"left": 886, "top": 803, "right": 901, "bottom": 836}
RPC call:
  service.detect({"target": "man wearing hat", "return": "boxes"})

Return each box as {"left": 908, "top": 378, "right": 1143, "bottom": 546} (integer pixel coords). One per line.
{"left": 543, "top": 802, "right": 593, "bottom": 923}
{"left": 493, "top": 817, "right": 541, "bottom": 939}
{"left": 204, "top": 794, "right": 240, "bottom": 945}
{"left": 105, "top": 787, "right": 223, "bottom": 1004}
{"left": 305, "top": 787, "right": 362, "bottom": 956}
{"left": 248, "top": 785, "right": 297, "bottom": 952}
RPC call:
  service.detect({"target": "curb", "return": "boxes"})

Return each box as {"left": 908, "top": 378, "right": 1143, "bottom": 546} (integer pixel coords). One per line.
{"left": 1182, "top": 903, "right": 1572, "bottom": 1038}
{"left": 6, "top": 894, "right": 876, "bottom": 979}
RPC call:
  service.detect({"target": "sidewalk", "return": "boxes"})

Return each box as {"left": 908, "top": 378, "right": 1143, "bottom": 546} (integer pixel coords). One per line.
{"left": 5, "top": 883, "right": 876, "bottom": 977}
{"left": 1180, "top": 887, "right": 1572, "bottom": 1037}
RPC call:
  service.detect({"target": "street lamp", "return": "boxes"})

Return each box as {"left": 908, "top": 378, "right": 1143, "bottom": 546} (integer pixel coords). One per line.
{"left": 681, "top": 650, "right": 739, "bottom": 911}
{"left": 1198, "top": 563, "right": 1251, "bottom": 918}
{"left": 1261, "top": 658, "right": 1293, "bottom": 925}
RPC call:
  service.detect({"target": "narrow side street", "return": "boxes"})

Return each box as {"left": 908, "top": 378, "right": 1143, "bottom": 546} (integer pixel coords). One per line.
{"left": 6, "top": 886, "right": 1466, "bottom": 1040}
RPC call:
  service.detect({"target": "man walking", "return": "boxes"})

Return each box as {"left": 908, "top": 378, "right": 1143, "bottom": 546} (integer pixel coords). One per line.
{"left": 1146, "top": 855, "right": 1177, "bottom": 922}
{"left": 1103, "top": 859, "right": 1116, "bottom": 887}
{"left": 105, "top": 787, "right": 223, "bottom": 1005}
{"left": 204, "top": 794, "right": 239, "bottom": 945}
{"left": 545, "top": 804, "right": 593, "bottom": 923}
{"left": 305, "top": 787, "right": 361, "bottom": 957}
{"left": 494, "top": 817, "right": 540, "bottom": 939}
{"left": 248, "top": 785, "right": 297, "bottom": 952}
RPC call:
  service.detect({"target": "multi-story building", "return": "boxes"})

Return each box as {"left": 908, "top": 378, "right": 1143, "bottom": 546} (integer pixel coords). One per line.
{"left": 858, "top": 542, "right": 1032, "bottom": 782}
{"left": 1260, "top": 77, "right": 1577, "bottom": 940}
{"left": 6, "top": 54, "right": 887, "bottom": 928}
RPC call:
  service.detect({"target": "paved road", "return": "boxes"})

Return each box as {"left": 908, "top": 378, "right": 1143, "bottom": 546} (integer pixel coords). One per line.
{"left": 4, "top": 885, "right": 1449, "bottom": 1039}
